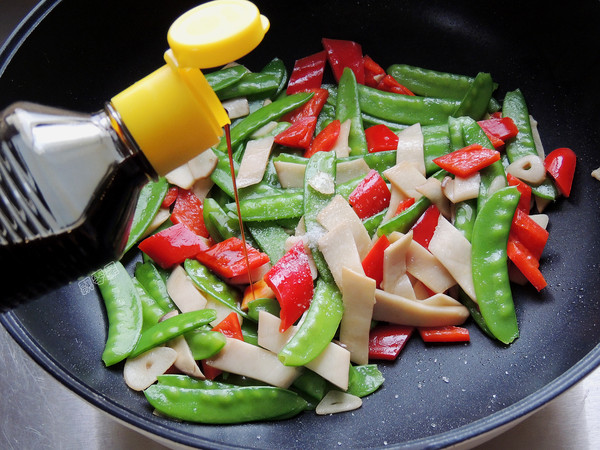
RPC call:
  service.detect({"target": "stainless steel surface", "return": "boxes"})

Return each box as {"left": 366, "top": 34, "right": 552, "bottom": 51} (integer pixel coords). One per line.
{"left": 1, "top": 2, "right": 599, "bottom": 450}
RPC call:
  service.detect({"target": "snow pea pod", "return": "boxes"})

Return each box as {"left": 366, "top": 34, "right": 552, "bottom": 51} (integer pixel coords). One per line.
{"left": 336, "top": 67, "right": 368, "bottom": 155}
{"left": 205, "top": 65, "right": 249, "bottom": 92}
{"left": 347, "top": 364, "right": 385, "bottom": 398}
{"left": 216, "top": 92, "right": 313, "bottom": 153}
{"left": 216, "top": 73, "right": 280, "bottom": 100}
{"left": 133, "top": 277, "right": 166, "bottom": 331}
{"left": 185, "top": 328, "right": 227, "bottom": 360}
{"left": 134, "top": 261, "right": 177, "bottom": 312}
{"left": 156, "top": 374, "right": 234, "bottom": 390}
{"left": 144, "top": 385, "right": 307, "bottom": 424}
{"left": 203, "top": 197, "right": 238, "bottom": 241}
{"left": 279, "top": 278, "right": 344, "bottom": 366}
{"left": 94, "top": 261, "right": 143, "bottom": 366}
{"left": 247, "top": 221, "right": 289, "bottom": 263}
{"left": 236, "top": 189, "right": 304, "bottom": 221}
{"left": 422, "top": 124, "right": 451, "bottom": 175}
{"left": 129, "top": 309, "right": 217, "bottom": 358}
{"left": 471, "top": 186, "right": 521, "bottom": 345}
{"left": 452, "top": 72, "right": 494, "bottom": 120}
{"left": 247, "top": 297, "right": 281, "bottom": 322}
{"left": 124, "top": 177, "right": 168, "bottom": 253}
{"left": 259, "top": 57, "right": 288, "bottom": 99}
{"left": 387, "top": 64, "right": 477, "bottom": 100}
{"left": 292, "top": 370, "right": 328, "bottom": 402}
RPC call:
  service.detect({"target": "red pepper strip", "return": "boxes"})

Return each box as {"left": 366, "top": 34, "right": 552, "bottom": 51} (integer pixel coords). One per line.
{"left": 507, "top": 236, "right": 547, "bottom": 291}
{"left": 432, "top": 144, "right": 501, "bottom": 178}
{"left": 363, "top": 55, "right": 386, "bottom": 88}
{"left": 510, "top": 208, "right": 549, "bottom": 260}
{"left": 304, "top": 119, "right": 341, "bottom": 158}
{"left": 365, "top": 124, "right": 400, "bottom": 153}
{"left": 376, "top": 74, "right": 415, "bottom": 96}
{"left": 394, "top": 197, "right": 416, "bottom": 216}
{"left": 274, "top": 116, "right": 317, "bottom": 150}
{"left": 263, "top": 241, "right": 314, "bottom": 332}
{"left": 171, "top": 189, "right": 209, "bottom": 238}
{"left": 410, "top": 204, "right": 440, "bottom": 249}
{"left": 348, "top": 169, "right": 391, "bottom": 219}
{"left": 138, "top": 223, "right": 209, "bottom": 269}
{"left": 368, "top": 324, "right": 414, "bottom": 360}
{"left": 361, "top": 234, "right": 391, "bottom": 289}
{"left": 196, "top": 237, "right": 270, "bottom": 279}
{"left": 506, "top": 173, "right": 532, "bottom": 212}
{"left": 202, "top": 312, "right": 245, "bottom": 380}
{"left": 489, "top": 111, "right": 502, "bottom": 119}
{"left": 418, "top": 326, "right": 470, "bottom": 343}
{"left": 322, "top": 38, "right": 365, "bottom": 84}
{"left": 161, "top": 186, "right": 179, "bottom": 208}
{"left": 286, "top": 50, "right": 328, "bottom": 95}
{"left": 478, "top": 117, "right": 519, "bottom": 141}
{"left": 544, "top": 147, "right": 576, "bottom": 197}
{"left": 282, "top": 88, "right": 329, "bottom": 123}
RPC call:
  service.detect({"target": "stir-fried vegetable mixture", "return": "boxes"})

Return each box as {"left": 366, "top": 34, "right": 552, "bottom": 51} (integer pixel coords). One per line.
{"left": 94, "top": 38, "right": 576, "bottom": 424}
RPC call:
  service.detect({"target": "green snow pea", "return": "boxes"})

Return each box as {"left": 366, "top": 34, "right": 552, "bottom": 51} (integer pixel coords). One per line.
{"left": 259, "top": 57, "right": 288, "bottom": 99}
{"left": 247, "top": 221, "right": 289, "bottom": 263}
{"left": 342, "top": 149, "right": 397, "bottom": 175}
{"left": 347, "top": 364, "right": 385, "bottom": 398}
{"left": 336, "top": 67, "right": 368, "bottom": 155}
{"left": 183, "top": 259, "right": 249, "bottom": 320}
{"left": 133, "top": 277, "right": 166, "bottom": 331}
{"left": 471, "top": 186, "right": 521, "bottom": 345}
{"left": 387, "top": 64, "right": 477, "bottom": 100}
{"left": 363, "top": 209, "right": 387, "bottom": 236}
{"left": 129, "top": 309, "right": 216, "bottom": 358}
{"left": 423, "top": 124, "right": 451, "bottom": 175}
{"left": 303, "top": 151, "right": 336, "bottom": 281}
{"left": 279, "top": 278, "right": 344, "bottom": 367}
{"left": 452, "top": 72, "right": 494, "bottom": 120}
{"left": 156, "top": 374, "right": 234, "bottom": 390}
{"left": 134, "top": 261, "right": 176, "bottom": 312}
{"left": 216, "top": 72, "right": 280, "bottom": 100}
{"left": 94, "top": 261, "right": 142, "bottom": 366}
{"left": 202, "top": 197, "right": 238, "bottom": 241}
{"left": 124, "top": 177, "right": 168, "bottom": 253}
{"left": 453, "top": 198, "right": 477, "bottom": 242}
{"left": 292, "top": 370, "right": 328, "bottom": 402}
{"left": 144, "top": 385, "right": 307, "bottom": 424}
{"left": 361, "top": 112, "right": 408, "bottom": 132}
{"left": 216, "top": 91, "right": 313, "bottom": 153}
{"left": 205, "top": 65, "right": 249, "bottom": 92}
{"left": 247, "top": 297, "right": 281, "bottom": 322}
{"left": 236, "top": 189, "right": 304, "bottom": 221}
{"left": 185, "top": 328, "right": 227, "bottom": 360}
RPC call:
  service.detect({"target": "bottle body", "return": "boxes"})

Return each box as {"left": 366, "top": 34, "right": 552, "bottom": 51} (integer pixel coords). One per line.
{"left": 0, "top": 102, "right": 154, "bottom": 307}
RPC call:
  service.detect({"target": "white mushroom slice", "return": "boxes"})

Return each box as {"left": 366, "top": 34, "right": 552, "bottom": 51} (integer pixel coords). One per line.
{"left": 204, "top": 297, "right": 242, "bottom": 326}
{"left": 381, "top": 187, "right": 409, "bottom": 222}
{"left": 318, "top": 224, "right": 364, "bottom": 291}
{"left": 529, "top": 213, "right": 549, "bottom": 229}
{"left": 336, "top": 159, "right": 370, "bottom": 184}
{"left": 257, "top": 311, "right": 351, "bottom": 390}
{"left": 389, "top": 232, "right": 456, "bottom": 293}
{"left": 332, "top": 119, "right": 352, "bottom": 158}
{"left": 205, "top": 337, "right": 300, "bottom": 388}
{"left": 488, "top": 175, "right": 507, "bottom": 198}
{"left": 167, "top": 335, "right": 204, "bottom": 378}
{"left": 534, "top": 195, "right": 552, "bottom": 213}
{"left": 250, "top": 120, "right": 279, "bottom": 138}
{"left": 165, "top": 163, "right": 195, "bottom": 190}
{"left": 506, "top": 155, "right": 546, "bottom": 185}
{"left": 428, "top": 215, "right": 477, "bottom": 302}
{"left": 529, "top": 115, "right": 546, "bottom": 160}
{"left": 372, "top": 290, "right": 470, "bottom": 327}
{"left": 395, "top": 123, "right": 425, "bottom": 176}
{"left": 236, "top": 136, "right": 274, "bottom": 188}
{"left": 308, "top": 171, "right": 336, "bottom": 195}
{"left": 274, "top": 161, "right": 306, "bottom": 188}
{"left": 191, "top": 177, "right": 215, "bottom": 201}
{"left": 167, "top": 265, "right": 208, "bottom": 313}
{"left": 592, "top": 167, "right": 600, "bottom": 182}
{"left": 412, "top": 279, "right": 433, "bottom": 300}
{"left": 339, "top": 267, "right": 375, "bottom": 365}
{"left": 384, "top": 161, "right": 427, "bottom": 199}
{"left": 382, "top": 231, "right": 415, "bottom": 299}
{"left": 188, "top": 148, "right": 218, "bottom": 180}
{"left": 316, "top": 390, "right": 362, "bottom": 415}
{"left": 416, "top": 177, "right": 450, "bottom": 218}
{"left": 317, "top": 195, "right": 371, "bottom": 259}
{"left": 123, "top": 347, "right": 178, "bottom": 391}
{"left": 442, "top": 173, "right": 481, "bottom": 203}
{"left": 141, "top": 208, "right": 171, "bottom": 239}
{"left": 222, "top": 97, "right": 250, "bottom": 120}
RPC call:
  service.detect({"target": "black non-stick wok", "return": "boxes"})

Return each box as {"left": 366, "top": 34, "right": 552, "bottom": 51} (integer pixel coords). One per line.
{"left": 1, "top": 0, "right": 599, "bottom": 448}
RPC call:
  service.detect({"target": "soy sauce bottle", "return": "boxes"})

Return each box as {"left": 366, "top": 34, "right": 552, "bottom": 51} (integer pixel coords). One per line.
{"left": 0, "top": 0, "right": 269, "bottom": 307}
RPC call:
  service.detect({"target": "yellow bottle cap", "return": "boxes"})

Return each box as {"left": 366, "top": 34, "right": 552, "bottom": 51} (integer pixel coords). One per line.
{"left": 111, "top": 0, "right": 270, "bottom": 176}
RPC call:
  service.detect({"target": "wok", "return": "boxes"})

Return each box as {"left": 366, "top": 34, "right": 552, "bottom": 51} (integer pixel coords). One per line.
{"left": 1, "top": 0, "right": 599, "bottom": 448}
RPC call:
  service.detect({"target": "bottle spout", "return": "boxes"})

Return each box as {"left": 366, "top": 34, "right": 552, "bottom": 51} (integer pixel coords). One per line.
{"left": 111, "top": 0, "right": 269, "bottom": 176}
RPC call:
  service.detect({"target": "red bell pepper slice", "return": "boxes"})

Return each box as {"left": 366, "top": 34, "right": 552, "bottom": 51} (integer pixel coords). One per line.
{"left": 544, "top": 147, "right": 576, "bottom": 197}
{"left": 478, "top": 117, "right": 519, "bottom": 142}
{"left": 361, "top": 234, "right": 391, "bottom": 289}
{"left": 510, "top": 208, "right": 549, "bottom": 260}
{"left": 282, "top": 88, "right": 329, "bottom": 124}
{"left": 322, "top": 38, "right": 365, "bottom": 84}
{"left": 202, "top": 312, "right": 245, "bottom": 380}
{"left": 365, "top": 124, "right": 400, "bottom": 153}
{"left": 348, "top": 169, "right": 391, "bottom": 219}
{"left": 432, "top": 144, "right": 501, "bottom": 178}
{"left": 368, "top": 324, "right": 414, "bottom": 360}
{"left": 363, "top": 55, "right": 386, "bottom": 88}
{"left": 394, "top": 197, "right": 416, "bottom": 216}
{"left": 138, "top": 223, "right": 209, "bottom": 269}
{"left": 161, "top": 186, "right": 179, "bottom": 208}
{"left": 286, "top": 50, "right": 328, "bottom": 95}
{"left": 274, "top": 116, "right": 317, "bottom": 150}
{"left": 507, "top": 173, "right": 532, "bottom": 213}
{"left": 376, "top": 74, "right": 415, "bottom": 96}
{"left": 196, "top": 237, "right": 270, "bottom": 280}
{"left": 263, "top": 241, "right": 314, "bottom": 332}
{"left": 171, "top": 189, "right": 210, "bottom": 238}
{"left": 507, "top": 236, "right": 547, "bottom": 291}
{"left": 410, "top": 204, "right": 440, "bottom": 249}
{"left": 418, "top": 326, "right": 470, "bottom": 343}
{"left": 304, "top": 119, "right": 341, "bottom": 158}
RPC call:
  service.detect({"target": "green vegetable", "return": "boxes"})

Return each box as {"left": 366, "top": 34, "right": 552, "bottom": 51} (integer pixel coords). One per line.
{"left": 205, "top": 65, "right": 249, "bottom": 92}
{"left": 217, "top": 72, "right": 280, "bottom": 100}
{"left": 336, "top": 67, "right": 368, "bottom": 155}
{"left": 347, "top": 364, "right": 385, "bottom": 398}
{"left": 247, "top": 297, "right": 281, "bottom": 322}
{"left": 452, "top": 72, "right": 494, "bottom": 120}
{"left": 156, "top": 374, "right": 235, "bottom": 390}
{"left": 185, "top": 329, "right": 227, "bottom": 360}
{"left": 134, "top": 261, "right": 177, "bottom": 312}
